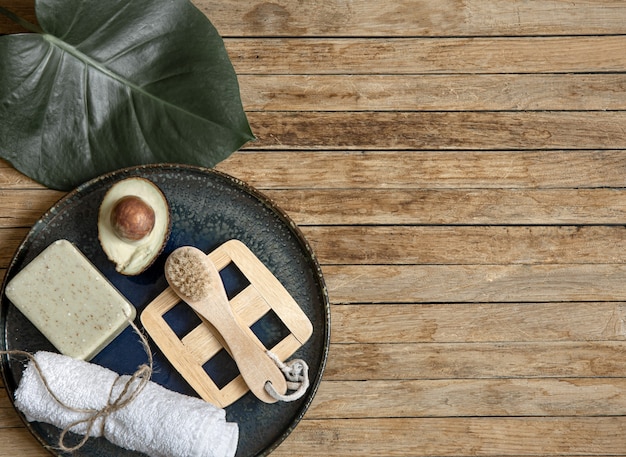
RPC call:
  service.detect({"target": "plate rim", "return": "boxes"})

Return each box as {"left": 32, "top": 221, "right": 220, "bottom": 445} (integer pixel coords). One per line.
{"left": 0, "top": 163, "right": 331, "bottom": 457}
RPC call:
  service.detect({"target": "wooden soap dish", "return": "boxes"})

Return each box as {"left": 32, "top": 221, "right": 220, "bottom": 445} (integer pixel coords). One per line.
{"left": 140, "top": 239, "right": 313, "bottom": 407}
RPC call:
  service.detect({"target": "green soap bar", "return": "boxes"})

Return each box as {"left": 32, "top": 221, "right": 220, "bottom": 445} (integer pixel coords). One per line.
{"left": 5, "top": 239, "right": 136, "bottom": 360}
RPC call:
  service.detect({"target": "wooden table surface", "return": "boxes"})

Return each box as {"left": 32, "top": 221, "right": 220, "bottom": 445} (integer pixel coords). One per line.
{"left": 3, "top": 0, "right": 626, "bottom": 456}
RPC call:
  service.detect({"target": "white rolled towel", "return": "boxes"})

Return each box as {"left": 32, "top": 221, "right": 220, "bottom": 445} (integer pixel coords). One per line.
{"left": 13, "top": 351, "right": 238, "bottom": 457}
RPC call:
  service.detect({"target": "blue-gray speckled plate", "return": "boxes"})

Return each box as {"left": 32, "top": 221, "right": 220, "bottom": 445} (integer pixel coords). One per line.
{"left": 0, "top": 164, "right": 330, "bottom": 457}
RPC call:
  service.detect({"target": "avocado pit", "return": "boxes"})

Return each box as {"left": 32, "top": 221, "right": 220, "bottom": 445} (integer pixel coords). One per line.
{"left": 110, "top": 195, "right": 156, "bottom": 241}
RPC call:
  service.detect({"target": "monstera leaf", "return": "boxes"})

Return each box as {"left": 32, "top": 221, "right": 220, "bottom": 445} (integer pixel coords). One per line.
{"left": 0, "top": 0, "right": 254, "bottom": 190}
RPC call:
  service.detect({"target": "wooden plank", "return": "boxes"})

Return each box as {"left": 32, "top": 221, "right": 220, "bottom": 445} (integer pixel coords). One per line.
{"left": 6, "top": 0, "right": 626, "bottom": 37}
{"left": 4, "top": 187, "right": 626, "bottom": 228}
{"left": 245, "top": 111, "right": 626, "bottom": 150}
{"left": 0, "top": 388, "right": 22, "bottom": 428}
{"left": 6, "top": 223, "right": 626, "bottom": 268}
{"left": 325, "top": 264, "right": 626, "bottom": 304}
{"left": 0, "top": 165, "right": 42, "bottom": 189}
{"left": 227, "top": 37, "right": 626, "bottom": 75}
{"left": 1, "top": 418, "right": 623, "bottom": 457}
{"left": 195, "top": 0, "right": 626, "bottom": 37}
{"left": 308, "top": 378, "right": 626, "bottom": 418}
{"left": 2, "top": 149, "right": 626, "bottom": 195}
{"left": 3, "top": 149, "right": 626, "bottom": 192}
{"left": 271, "top": 417, "right": 626, "bottom": 456}
{"left": 0, "top": 190, "right": 63, "bottom": 228}
{"left": 0, "top": 429, "right": 46, "bottom": 457}
{"left": 0, "top": 228, "right": 28, "bottom": 265}
{"left": 330, "top": 302, "right": 626, "bottom": 344}
{"left": 239, "top": 74, "right": 626, "bottom": 112}
{"left": 266, "top": 189, "right": 626, "bottom": 226}
{"left": 302, "top": 226, "right": 626, "bottom": 266}
{"left": 218, "top": 150, "right": 626, "bottom": 190}
{"left": 5, "top": 376, "right": 626, "bottom": 421}
{"left": 324, "top": 342, "right": 626, "bottom": 380}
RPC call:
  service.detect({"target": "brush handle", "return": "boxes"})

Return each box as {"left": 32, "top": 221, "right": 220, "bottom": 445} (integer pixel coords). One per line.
{"left": 190, "top": 297, "right": 288, "bottom": 403}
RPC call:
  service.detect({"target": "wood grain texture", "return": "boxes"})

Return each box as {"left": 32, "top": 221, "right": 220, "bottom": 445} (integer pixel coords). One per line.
{"left": 265, "top": 188, "right": 626, "bottom": 225}
{"left": 244, "top": 111, "right": 626, "bottom": 150}
{"left": 325, "top": 264, "right": 626, "bottom": 303}
{"left": 324, "top": 341, "right": 626, "bottom": 380}
{"left": 4, "top": 148, "right": 626, "bottom": 190}
{"left": 330, "top": 302, "right": 626, "bottom": 343}
{"left": 2, "top": 0, "right": 626, "bottom": 456}
{"left": 239, "top": 74, "right": 626, "bottom": 112}
{"left": 4, "top": 187, "right": 626, "bottom": 227}
{"left": 218, "top": 150, "right": 626, "bottom": 189}
{"left": 196, "top": 0, "right": 626, "bottom": 37}
{"left": 270, "top": 417, "right": 626, "bottom": 456}
{"left": 0, "top": 190, "right": 64, "bottom": 227}
{"left": 0, "top": 429, "right": 45, "bottom": 456}
{"left": 5, "top": 224, "right": 626, "bottom": 266}
{"left": 6, "top": 0, "right": 626, "bottom": 37}
{"left": 308, "top": 378, "right": 626, "bottom": 418}
{"left": 302, "top": 226, "right": 626, "bottom": 265}
{"left": 226, "top": 37, "right": 626, "bottom": 74}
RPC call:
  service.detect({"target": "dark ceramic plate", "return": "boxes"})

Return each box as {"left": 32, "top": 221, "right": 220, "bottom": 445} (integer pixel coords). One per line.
{"left": 0, "top": 164, "right": 330, "bottom": 457}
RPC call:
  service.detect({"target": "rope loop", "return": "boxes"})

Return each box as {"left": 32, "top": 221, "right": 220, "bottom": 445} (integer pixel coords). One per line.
{"left": 264, "top": 350, "right": 310, "bottom": 402}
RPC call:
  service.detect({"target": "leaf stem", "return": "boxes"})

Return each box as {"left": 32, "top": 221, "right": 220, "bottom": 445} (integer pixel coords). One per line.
{"left": 0, "top": 6, "right": 44, "bottom": 34}
{"left": 40, "top": 33, "right": 252, "bottom": 139}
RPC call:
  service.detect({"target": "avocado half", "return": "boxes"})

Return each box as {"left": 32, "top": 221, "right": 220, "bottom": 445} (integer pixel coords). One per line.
{"left": 97, "top": 177, "right": 171, "bottom": 275}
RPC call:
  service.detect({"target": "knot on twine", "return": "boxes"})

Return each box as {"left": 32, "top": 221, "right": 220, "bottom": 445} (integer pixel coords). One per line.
{"left": 264, "top": 350, "right": 310, "bottom": 402}
{"left": 56, "top": 358, "right": 152, "bottom": 452}
{"left": 1, "top": 320, "right": 153, "bottom": 453}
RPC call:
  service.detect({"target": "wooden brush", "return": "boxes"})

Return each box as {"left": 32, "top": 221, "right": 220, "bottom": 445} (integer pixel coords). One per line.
{"left": 164, "top": 246, "right": 287, "bottom": 403}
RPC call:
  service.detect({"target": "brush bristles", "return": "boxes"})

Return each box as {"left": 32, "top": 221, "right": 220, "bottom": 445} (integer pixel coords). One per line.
{"left": 165, "top": 248, "right": 211, "bottom": 302}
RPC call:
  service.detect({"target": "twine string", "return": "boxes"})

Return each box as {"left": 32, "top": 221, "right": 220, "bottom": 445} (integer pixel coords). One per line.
{"left": 264, "top": 350, "right": 310, "bottom": 402}
{"left": 0, "top": 319, "right": 153, "bottom": 453}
